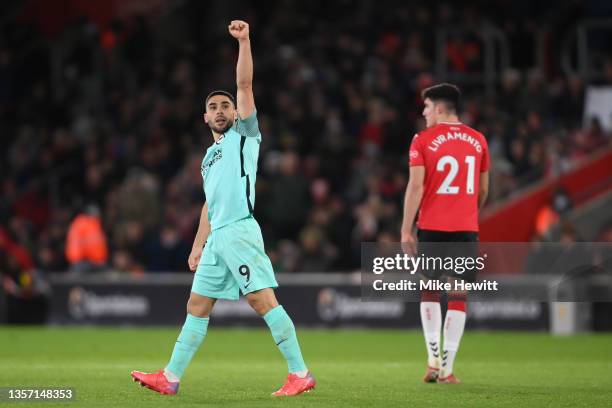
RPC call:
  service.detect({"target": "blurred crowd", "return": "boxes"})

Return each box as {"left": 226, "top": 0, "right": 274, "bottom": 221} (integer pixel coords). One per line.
{"left": 1, "top": 0, "right": 612, "bottom": 281}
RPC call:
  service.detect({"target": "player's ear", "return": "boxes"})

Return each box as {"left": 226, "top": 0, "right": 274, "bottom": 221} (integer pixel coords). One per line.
{"left": 203, "top": 113, "right": 209, "bottom": 124}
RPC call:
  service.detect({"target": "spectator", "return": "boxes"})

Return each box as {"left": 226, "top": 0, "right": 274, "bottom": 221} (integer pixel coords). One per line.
{"left": 0, "top": 227, "right": 48, "bottom": 323}
{"left": 262, "top": 151, "right": 310, "bottom": 242}
{"left": 65, "top": 205, "right": 108, "bottom": 272}
{"left": 533, "top": 188, "right": 572, "bottom": 241}
{"left": 145, "top": 225, "right": 190, "bottom": 272}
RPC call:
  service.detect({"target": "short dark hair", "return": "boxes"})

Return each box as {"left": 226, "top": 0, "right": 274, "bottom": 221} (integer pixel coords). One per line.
{"left": 421, "top": 83, "right": 461, "bottom": 113}
{"left": 205, "top": 90, "right": 236, "bottom": 109}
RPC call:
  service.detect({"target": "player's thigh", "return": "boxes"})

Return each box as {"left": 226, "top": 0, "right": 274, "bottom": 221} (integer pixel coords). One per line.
{"left": 217, "top": 218, "right": 278, "bottom": 295}
{"left": 418, "top": 229, "right": 479, "bottom": 282}
{"left": 192, "top": 244, "right": 240, "bottom": 301}
{"left": 446, "top": 232, "right": 479, "bottom": 282}
{"left": 417, "top": 230, "right": 444, "bottom": 281}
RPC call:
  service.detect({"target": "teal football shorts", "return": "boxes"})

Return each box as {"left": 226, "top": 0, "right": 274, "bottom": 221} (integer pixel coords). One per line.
{"left": 192, "top": 215, "right": 278, "bottom": 300}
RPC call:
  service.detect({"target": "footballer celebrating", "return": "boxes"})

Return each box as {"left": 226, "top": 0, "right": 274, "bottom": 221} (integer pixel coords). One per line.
{"left": 131, "top": 20, "right": 315, "bottom": 397}
{"left": 401, "top": 83, "right": 490, "bottom": 384}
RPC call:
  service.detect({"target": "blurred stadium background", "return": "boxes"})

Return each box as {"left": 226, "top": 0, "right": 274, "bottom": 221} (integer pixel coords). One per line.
{"left": 1, "top": 0, "right": 612, "bottom": 330}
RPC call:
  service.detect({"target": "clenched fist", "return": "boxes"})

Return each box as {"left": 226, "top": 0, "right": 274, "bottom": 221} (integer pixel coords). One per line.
{"left": 228, "top": 20, "right": 249, "bottom": 40}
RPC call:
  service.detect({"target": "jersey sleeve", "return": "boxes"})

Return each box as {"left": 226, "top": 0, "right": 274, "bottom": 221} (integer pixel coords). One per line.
{"left": 408, "top": 134, "right": 425, "bottom": 166}
{"left": 233, "top": 110, "right": 261, "bottom": 141}
{"left": 480, "top": 135, "right": 490, "bottom": 172}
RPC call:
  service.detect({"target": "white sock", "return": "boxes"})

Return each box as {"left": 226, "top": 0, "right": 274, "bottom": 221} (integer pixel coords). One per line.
{"left": 420, "top": 302, "right": 441, "bottom": 369}
{"left": 164, "top": 367, "right": 180, "bottom": 382}
{"left": 441, "top": 309, "right": 466, "bottom": 378}
{"left": 292, "top": 370, "right": 309, "bottom": 378}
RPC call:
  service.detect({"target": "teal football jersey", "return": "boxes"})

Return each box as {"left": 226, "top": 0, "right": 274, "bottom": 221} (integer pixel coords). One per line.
{"left": 200, "top": 111, "right": 261, "bottom": 230}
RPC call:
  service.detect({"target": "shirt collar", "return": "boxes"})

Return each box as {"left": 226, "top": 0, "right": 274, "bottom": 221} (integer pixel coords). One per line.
{"left": 214, "top": 134, "right": 225, "bottom": 145}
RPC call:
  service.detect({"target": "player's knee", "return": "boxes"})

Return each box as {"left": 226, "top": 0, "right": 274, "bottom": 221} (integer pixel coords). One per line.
{"left": 187, "top": 294, "right": 214, "bottom": 317}
{"left": 246, "top": 296, "right": 265, "bottom": 315}
{"left": 247, "top": 294, "right": 276, "bottom": 316}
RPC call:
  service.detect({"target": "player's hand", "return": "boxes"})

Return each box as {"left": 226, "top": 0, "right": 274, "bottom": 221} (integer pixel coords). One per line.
{"left": 228, "top": 20, "right": 249, "bottom": 40}
{"left": 401, "top": 231, "right": 417, "bottom": 256}
{"left": 188, "top": 246, "right": 203, "bottom": 272}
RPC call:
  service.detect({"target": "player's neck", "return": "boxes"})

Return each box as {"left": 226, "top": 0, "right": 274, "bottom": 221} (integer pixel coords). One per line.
{"left": 435, "top": 114, "right": 460, "bottom": 125}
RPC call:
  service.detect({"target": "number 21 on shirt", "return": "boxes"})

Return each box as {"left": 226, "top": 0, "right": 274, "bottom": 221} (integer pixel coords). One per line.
{"left": 436, "top": 155, "right": 475, "bottom": 195}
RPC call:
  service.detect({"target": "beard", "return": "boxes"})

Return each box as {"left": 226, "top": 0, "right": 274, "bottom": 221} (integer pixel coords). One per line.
{"left": 209, "top": 119, "right": 233, "bottom": 134}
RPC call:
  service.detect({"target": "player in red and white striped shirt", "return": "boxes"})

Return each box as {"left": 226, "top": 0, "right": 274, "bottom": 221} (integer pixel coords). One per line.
{"left": 401, "top": 83, "right": 489, "bottom": 384}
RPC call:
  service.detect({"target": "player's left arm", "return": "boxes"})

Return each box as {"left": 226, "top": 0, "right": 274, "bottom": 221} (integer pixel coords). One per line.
{"left": 478, "top": 135, "right": 491, "bottom": 209}
{"left": 229, "top": 20, "right": 255, "bottom": 120}
{"left": 478, "top": 171, "right": 489, "bottom": 209}
{"left": 401, "top": 165, "right": 425, "bottom": 244}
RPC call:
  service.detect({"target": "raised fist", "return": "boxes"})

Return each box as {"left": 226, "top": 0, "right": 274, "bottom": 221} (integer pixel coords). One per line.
{"left": 228, "top": 20, "right": 249, "bottom": 40}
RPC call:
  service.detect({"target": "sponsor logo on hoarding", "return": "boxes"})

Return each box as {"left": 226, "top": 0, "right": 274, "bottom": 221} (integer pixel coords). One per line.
{"left": 317, "top": 288, "right": 404, "bottom": 322}
{"left": 469, "top": 302, "right": 542, "bottom": 320}
{"left": 68, "top": 287, "right": 149, "bottom": 320}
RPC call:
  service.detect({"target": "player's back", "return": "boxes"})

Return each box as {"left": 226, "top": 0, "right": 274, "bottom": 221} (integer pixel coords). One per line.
{"left": 409, "top": 122, "right": 489, "bottom": 232}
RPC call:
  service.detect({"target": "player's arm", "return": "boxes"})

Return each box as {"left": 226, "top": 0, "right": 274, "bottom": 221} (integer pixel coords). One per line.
{"left": 229, "top": 20, "right": 255, "bottom": 119}
{"left": 400, "top": 165, "right": 425, "bottom": 243}
{"left": 478, "top": 171, "right": 489, "bottom": 209}
{"left": 188, "top": 202, "right": 211, "bottom": 272}
{"left": 479, "top": 136, "right": 490, "bottom": 209}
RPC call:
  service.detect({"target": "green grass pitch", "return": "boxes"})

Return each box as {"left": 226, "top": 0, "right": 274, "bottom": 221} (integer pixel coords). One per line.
{"left": 1, "top": 327, "right": 611, "bottom": 407}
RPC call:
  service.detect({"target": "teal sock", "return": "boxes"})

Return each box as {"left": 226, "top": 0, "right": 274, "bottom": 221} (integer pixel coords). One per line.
{"left": 166, "top": 314, "right": 209, "bottom": 379}
{"left": 263, "top": 305, "right": 307, "bottom": 373}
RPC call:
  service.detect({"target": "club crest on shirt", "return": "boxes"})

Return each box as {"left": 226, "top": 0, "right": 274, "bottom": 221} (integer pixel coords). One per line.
{"left": 201, "top": 149, "right": 222, "bottom": 176}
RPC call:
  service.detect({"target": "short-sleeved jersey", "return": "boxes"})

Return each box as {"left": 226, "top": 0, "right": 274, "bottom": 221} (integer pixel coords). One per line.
{"left": 409, "top": 122, "right": 489, "bottom": 232}
{"left": 201, "top": 111, "right": 261, "bottom": 230}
